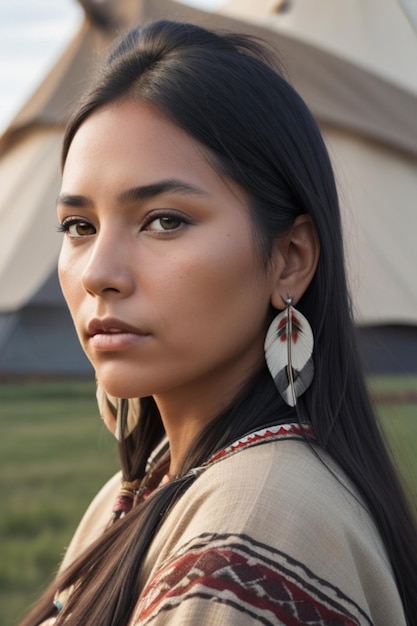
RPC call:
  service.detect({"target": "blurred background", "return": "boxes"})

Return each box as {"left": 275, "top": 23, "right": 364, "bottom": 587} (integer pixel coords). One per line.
{"left": 1, "top": 0, "right": 417, "bottom": 377}
{"left": 1, "top": 1, "right": 417, "bottom": 624}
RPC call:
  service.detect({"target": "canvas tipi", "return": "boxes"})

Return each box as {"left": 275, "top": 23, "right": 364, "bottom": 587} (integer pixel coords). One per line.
{"left": 1, "top": 0, "right": 416, "bottom": 375}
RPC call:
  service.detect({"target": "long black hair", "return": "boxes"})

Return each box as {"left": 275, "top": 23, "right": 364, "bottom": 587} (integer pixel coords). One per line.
{"left": 21, "top": 20, "right": 417, "bottom": 625}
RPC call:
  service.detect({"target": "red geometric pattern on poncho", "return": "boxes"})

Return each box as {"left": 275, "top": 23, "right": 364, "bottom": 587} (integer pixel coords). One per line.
{"left": 135, "top": 533, "right": 370, "bottom": 625}
{"left": 206, "top": 422, "right": 314, "bottom": 466}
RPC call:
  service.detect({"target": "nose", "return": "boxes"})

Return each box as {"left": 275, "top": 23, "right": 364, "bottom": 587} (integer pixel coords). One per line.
{"left": 81, "top": 227, "right": 134, "bottom": 298}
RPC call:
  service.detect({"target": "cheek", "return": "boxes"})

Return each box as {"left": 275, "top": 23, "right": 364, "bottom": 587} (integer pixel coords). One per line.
{"left": 152, "top": 239, "right": 269, "bottom": 342}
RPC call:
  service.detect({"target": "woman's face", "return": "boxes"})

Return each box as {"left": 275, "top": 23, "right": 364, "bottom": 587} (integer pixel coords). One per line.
{"left": 58, "top": 99, "right": 280, "bottom": 406}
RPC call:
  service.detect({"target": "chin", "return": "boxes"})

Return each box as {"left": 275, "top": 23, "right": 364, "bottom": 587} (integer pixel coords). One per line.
{"left": 94, "top": 364, "right": 159, "bottom": 399}
{"left": 100, "top": 378, "right": 146, "bottom": 400}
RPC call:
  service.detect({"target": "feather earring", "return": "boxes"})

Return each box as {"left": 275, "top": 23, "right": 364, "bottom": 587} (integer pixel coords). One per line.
{"left": 264, "top": 296, "right": 314, "bottom": 406}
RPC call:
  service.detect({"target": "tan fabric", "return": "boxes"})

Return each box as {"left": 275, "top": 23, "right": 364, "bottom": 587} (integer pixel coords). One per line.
{"left": 58, "top": 439, "right": 406, "bottom": 625}
{"left": 59, "top": 470, "right": 121, "bottom": 573}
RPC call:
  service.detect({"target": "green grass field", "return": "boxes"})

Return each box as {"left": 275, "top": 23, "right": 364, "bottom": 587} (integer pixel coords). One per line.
{"left": 0, "top": 380, "right": 118, "bottom": 626}
{"left": 1, "top": 378, "right": 416, "bottom": 626}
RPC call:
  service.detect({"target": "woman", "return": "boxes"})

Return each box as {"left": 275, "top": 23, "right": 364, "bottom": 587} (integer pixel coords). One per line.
{"left": 21, "top": 19, "right": 417, "bottom": 625}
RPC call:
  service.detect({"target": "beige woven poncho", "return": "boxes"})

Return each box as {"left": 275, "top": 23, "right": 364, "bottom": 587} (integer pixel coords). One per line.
{"left": 54, "top": 423, "right": 406, "bottom": 625}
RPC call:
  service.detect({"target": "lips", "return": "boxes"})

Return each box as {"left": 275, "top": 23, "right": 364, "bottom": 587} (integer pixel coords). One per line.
{"left": 86, "top": 318, "right": 150, "bottom": 351}
{"left": 87, "top": 317, "right": 146, "bottom": 337}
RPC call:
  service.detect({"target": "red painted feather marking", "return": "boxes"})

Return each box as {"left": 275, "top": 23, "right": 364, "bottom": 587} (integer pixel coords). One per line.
{"left": 277, "top": 311, "right": 302, "bottom": 343}
{"left": 291, "top": 311, "right": 302, "bottom": 343}
{"left": 277, "top": 317, "right": 287, "bottom": 342}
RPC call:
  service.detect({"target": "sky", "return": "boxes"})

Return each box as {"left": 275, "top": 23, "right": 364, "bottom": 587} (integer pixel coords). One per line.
{"left": 0, "top": 0, "right": 223, "bottom": 134}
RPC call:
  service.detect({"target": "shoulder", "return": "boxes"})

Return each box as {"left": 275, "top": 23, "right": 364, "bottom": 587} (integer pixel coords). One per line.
{"left": 135, "top": 440, "right": 406, "bottom": 625}
{"left": 162, "top": 439, "right": 373, "bottom": 545}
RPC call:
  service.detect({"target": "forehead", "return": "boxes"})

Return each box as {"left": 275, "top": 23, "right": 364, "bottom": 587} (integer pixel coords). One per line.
{"left": 64, "top": 100, "right": 201, "bottom": 177}
{"left": 64, "top": 100, "right": 234, "bottom": 193}
{"left": 61, "top": 99, "right": 253, "bottom": 222}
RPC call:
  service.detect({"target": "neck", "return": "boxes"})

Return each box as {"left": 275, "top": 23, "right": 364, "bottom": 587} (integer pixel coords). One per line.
{"left": 153, "top": 358, "right": 263, "bottom": 477}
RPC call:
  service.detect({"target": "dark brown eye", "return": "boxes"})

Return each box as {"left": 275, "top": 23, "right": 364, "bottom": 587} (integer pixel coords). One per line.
{"left": 59, "top": 219, "right": 96, "bottom": 238}
{"left": 159, "top": 216, "right": 182, "bottom": 230}
{"left": 72, "top": 222, "right": 95, "bottom": 236}
{"left": 146, "top": 214, "right": 186, "bottom": 232}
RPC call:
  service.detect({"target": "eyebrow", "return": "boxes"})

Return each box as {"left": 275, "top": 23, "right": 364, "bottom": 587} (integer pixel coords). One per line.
{"left": 56, "top": 179, "right": 208, "bottom": 209}
{"left": 118, "top": 179, "right": 208, "bottom": 204}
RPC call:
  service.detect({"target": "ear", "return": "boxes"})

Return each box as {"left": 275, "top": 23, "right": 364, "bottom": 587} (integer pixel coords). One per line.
{"left": 270, "top": 214, "right": 319, "bottom": 310}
